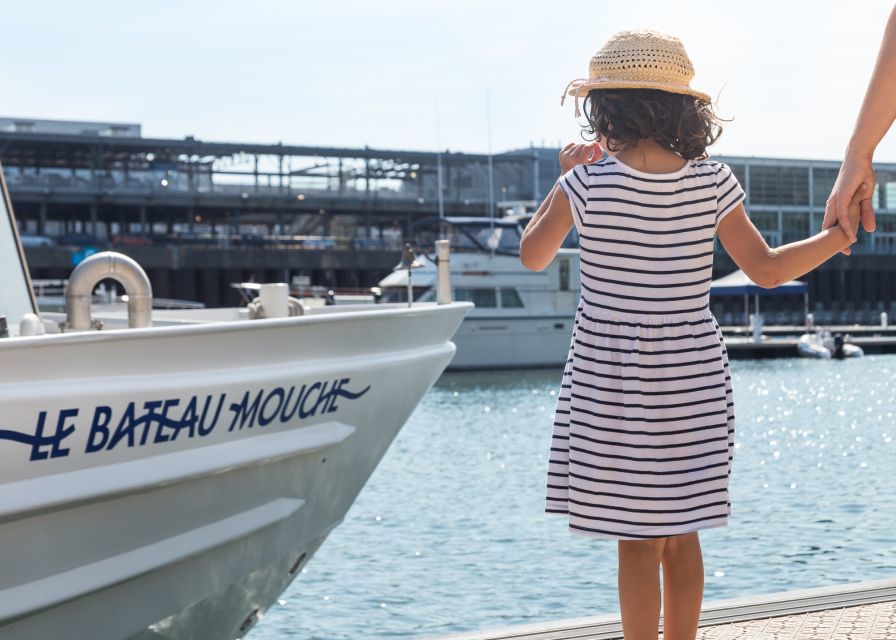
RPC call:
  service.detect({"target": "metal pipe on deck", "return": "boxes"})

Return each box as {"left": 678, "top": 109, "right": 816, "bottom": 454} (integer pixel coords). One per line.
{"left": 65, "top": 251, "right": 153, "bottom": 331}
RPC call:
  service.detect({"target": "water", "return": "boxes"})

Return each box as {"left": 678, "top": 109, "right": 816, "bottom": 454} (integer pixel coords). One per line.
{"left": 252, "top": 356, "right": 896, "bottom": 639}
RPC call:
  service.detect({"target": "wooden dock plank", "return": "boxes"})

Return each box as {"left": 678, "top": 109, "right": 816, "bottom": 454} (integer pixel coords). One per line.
{"left": 423, "top": 578, "right": 896, "bottom": 640}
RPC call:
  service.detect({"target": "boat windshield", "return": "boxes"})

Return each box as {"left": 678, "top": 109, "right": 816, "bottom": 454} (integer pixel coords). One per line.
{"left": 0, "top": 167, "right": 37, "bottom": 335}
{"left": 413, "top": 218, "right": 522, "bottom": 255}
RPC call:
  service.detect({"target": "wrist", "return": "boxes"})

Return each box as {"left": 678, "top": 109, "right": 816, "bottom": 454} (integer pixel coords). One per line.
{"left": 830, "top": 223, "right": 855, "bottom": 249}
{"left": 845, "top": 137, "right": 875, "bottom": 162}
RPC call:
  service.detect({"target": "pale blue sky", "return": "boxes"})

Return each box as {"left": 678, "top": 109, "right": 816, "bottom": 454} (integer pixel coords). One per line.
{"left": 6, "top": 1, "right": 895, "bottom": 161}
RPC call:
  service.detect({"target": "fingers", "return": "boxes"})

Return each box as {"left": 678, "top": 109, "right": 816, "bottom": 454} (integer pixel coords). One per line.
{"left": 559, "top": 142, "right": 599, "bottom": 173}
{"left": 861, "top": 200, "right": 876, "bottom": 233}
{"left": 837, "top": 196, "right": 857, "bottom": 245}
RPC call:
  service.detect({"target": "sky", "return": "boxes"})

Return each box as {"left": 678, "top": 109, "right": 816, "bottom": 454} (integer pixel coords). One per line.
{"left": 5, "top": 1, "right": 896, "bottom": 162}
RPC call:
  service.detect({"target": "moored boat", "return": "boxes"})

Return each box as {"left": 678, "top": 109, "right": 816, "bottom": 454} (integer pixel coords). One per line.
{"left": 0, "top": 164, "right": 470, "bottom": 639}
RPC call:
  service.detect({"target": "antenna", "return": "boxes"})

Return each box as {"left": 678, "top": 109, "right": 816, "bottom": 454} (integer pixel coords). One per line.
{"left": 486, "top": 91, "right": 495, "bottom": 221}
{"left": 436, "top": 94, "right": 445, "bottom": 223}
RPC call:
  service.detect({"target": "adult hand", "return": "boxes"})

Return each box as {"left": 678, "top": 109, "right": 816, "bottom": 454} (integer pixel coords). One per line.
{"left": 822, "top": 154, "right": 877, "bottom": 255}
{"left": 559, "top": 142, "right": 600, "bottom": 175}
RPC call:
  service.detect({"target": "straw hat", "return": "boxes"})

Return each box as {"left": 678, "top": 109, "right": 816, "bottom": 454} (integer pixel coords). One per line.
{"left": 562, "top": 29, "right": 711, "bottom": 115}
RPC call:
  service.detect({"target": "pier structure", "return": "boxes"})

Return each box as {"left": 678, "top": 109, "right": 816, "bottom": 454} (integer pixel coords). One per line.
{"left": 426, "top": 577, "right": 896, "bottom": 640}
{"left": 2, "top": 116, "right": 896, "bottom": 316}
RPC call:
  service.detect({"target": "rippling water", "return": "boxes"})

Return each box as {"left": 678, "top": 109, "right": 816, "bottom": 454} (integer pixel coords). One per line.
{"left": 252, "top": 356, "right": 896, "bottom": 639}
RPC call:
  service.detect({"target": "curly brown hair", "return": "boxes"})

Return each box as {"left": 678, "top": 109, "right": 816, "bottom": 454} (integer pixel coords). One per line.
{"left": 582, "top": 89, "right": 725, "bottom": 161}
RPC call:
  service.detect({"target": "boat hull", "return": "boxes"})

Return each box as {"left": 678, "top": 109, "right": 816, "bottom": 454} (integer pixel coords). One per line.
{"left": 0, "top": 302, "right": 469, "bottom": 639}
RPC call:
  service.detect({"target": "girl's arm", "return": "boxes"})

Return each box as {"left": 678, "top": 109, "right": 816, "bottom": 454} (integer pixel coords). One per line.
{"left": 823, "top": 4, "right": 896, "bottom": 245}
{"left": 719, "top": 189, "right": 864, "bottom": 287}
{"left": 519, "top": 184, "right": 573, "bottom": 271}
{"left": 520, "top": 142, "right": 597, "bottom": 271}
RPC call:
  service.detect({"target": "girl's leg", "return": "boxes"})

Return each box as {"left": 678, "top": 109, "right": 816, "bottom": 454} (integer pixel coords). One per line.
{"left": 660, "top": 532, "right": 704, "bottom": 640}
{"left": 618, "top": 538, "right": 666, "bottom": 640}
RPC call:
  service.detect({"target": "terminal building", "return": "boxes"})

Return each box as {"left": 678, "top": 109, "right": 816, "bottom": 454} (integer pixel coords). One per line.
{"left": 1, "top": 116, "right": 895, "bottom": 322}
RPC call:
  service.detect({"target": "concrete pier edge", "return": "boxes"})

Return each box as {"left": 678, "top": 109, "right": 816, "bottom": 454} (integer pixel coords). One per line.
{"left": 423, "top": 577, "right": 896, "bottom": 640}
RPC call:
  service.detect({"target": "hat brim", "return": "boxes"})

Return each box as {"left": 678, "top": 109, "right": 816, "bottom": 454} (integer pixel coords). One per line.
{"left": 567, "top": 78, "right": 711, "bottom": 103}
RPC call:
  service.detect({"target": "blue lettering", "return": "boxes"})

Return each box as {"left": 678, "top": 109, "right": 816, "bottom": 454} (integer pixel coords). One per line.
{"left": 198, "top": 394, "right": 225, "bottom": 436}
{"left": 298, "top": 382, "right": 323, "bottom": 419}
{"left": 109, "top": 402, "right": 138, "bottom": 449}
{"left": 258, "top": 388, "right": 285, "bottom": 426}
{"left": 86, "top": 406, "right": 113, "bottom": 453}
{"left": 228, "top": 390, "right": 264, "bottom": 431}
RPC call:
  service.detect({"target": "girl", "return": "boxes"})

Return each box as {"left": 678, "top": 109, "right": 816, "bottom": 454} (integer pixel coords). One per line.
{"left": 520, "top": 30, "right": 864, "bottom": 640}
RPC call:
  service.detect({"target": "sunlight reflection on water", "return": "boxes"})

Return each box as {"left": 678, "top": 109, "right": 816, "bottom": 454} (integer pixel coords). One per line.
{"left": 254, "top": 355, "right": 896, "bottom": 639}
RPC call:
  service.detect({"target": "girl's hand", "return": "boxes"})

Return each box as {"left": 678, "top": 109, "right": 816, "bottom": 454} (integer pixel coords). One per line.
{"left": 559, "top": 142, "right": 600, "bottom": 175}
{"left": 822, "top": 153, "right": 876, "bottom": 255}
{"left": 841, "top": 183, "right": 870, "bottom": 242}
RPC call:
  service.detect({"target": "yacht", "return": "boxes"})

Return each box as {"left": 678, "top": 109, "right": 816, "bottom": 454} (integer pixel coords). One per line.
{"left": 0, "top": 165, "right": 470, "bottom": 639}
{"left": 378, "top": 217, "right": 581, "bottom": 369}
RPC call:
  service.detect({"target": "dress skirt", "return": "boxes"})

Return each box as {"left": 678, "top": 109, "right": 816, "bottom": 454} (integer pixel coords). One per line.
{"left": 545, "top": 303, "right": 735, "bottom": 540}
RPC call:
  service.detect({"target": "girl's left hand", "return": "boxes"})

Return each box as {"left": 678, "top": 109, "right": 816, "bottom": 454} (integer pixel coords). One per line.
{"left": 559, "top": 142, "right": 600, "bottom": 175}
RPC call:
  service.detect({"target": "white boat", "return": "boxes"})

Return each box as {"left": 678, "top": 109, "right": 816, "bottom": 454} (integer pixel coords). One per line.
{"left": 798, "top": 329, "right": 864, "bottom": 359}
{"left": 378, "top": 217, "right": 581, "bottom": 369}
{"left": 0, "top": 166, "right": 470, "bottom": 639}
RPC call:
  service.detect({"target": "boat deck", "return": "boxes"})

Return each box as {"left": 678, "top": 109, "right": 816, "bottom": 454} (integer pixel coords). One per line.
{"left": 425, "top": 578, "right": 896, "bottom": 640}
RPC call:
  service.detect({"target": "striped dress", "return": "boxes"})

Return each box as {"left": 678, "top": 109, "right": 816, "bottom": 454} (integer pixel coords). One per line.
{"left": 546, "top": 155, "right": 745, "bottom": 540}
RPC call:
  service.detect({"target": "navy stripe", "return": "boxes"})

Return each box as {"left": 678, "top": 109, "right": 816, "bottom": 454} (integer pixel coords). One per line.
{"left": 573, "top": 338, "right": 719, "bottom": 356}
{"left": 569, "top": 458, "right": 729, "bottom": 477}
{"left": 573, "top": 325, "right": 718, "bottom": 342}
{"left": 718, "top": 181, "right": 740, "bottom": 206}
{"left": 570, "top": 366, "right": 725, "bottom": 385}
{"left": 586, "top": 195, "right": 717, "bottom": 209}
{"left": 570, "top": 390, "right": 726, "bottom": 411}
{"left": 576, "top": 312, "right": 714, "bottom": 328}
{"left": 584, "top": 169, "right": 720, "bottom": 183}
{"left": 567, "top": 495, "right": 730, "bottom": 514}
{"left": 582, "top": 221, "right": 717, "bottom": 236}
{"left": 568, "top": 510, "right": 729, "bottom": 528}
{"left": 579, "top": 208, "right": 716, "bottom": 225}
{"left": 570, "top": 432, "right": 729, "bottom": 452}
{"left": 569, "top": 377, "right": 727, "bottom": 397}
{"left": 581, "top": 295, "right": 710, "bottom": 315}
{"left": 569, "top": 469, "right": 729, "bottom": 489}
{"left": 578, "top": 253, "right": 713, "bottom": 276}
{"left": 567, "top": 485, "right": 727, "bottom": 503}
{"left": 579, "top": 280, "right": 709, "bottom": 303}
{"left": 570, "top": 404, "right": 729, "bottom": 425}
{"left": 579, "top": 232, "right": 714, "bottom": 249}
{"left": 568, "top": 417, "right": 730, "bottom": 438}
{"left": 562, "top": 176, "right": 587, "bottom": 209}
{"left": 579, "top": 269, "right": 713, "bottom": 291}
{"left": 718, "top": 192, "right": 746, "bottom": 219}
{"left": 580, "top": 247, "right": 716, "bottom": 263}
{"left": 587, "top": 181, "right": 715, "bottom": 196}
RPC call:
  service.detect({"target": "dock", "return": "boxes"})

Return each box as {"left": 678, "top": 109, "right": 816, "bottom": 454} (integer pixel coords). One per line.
{"left": 720, "top": 325, "right": 896, "bottom": 359}
{"left": 424, "top": 578, "right": 896, "bottom": 640}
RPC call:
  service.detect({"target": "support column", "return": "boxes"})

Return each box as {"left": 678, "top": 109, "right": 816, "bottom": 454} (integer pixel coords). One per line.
{"left": 38, "top": 201, "right": 47, "bottom": 236}
{"left": 254, "top": 154, "right": 259, "bottom": 192}
{"left": 140, "top": 205, "right": 148, "bottom": 234}
{"left": 90, "top": 203, "right": 99, "bottom": 238}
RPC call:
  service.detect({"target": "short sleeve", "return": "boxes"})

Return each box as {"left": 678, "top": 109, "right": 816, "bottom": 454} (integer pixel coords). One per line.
{"left": 557, "top": 164, "right": 590, "bottom": 226}
{"left": 715, "top": 163, "right": 746, "bottom": 226}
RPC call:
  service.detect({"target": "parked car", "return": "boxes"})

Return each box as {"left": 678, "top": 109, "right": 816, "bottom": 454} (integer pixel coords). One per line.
{"left": 111, "top": 233, "right": 153, "bottom": 246}
{"left": 56, "top": 232, "right": 105, "bottom": 248}
{"left": 18, "top": 234, "right": 56, "bottom": 247}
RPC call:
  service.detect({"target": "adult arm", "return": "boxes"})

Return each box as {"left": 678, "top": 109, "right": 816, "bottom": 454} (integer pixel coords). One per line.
{"left": 823, "top": 4, "right": 896, "bottom": 250}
